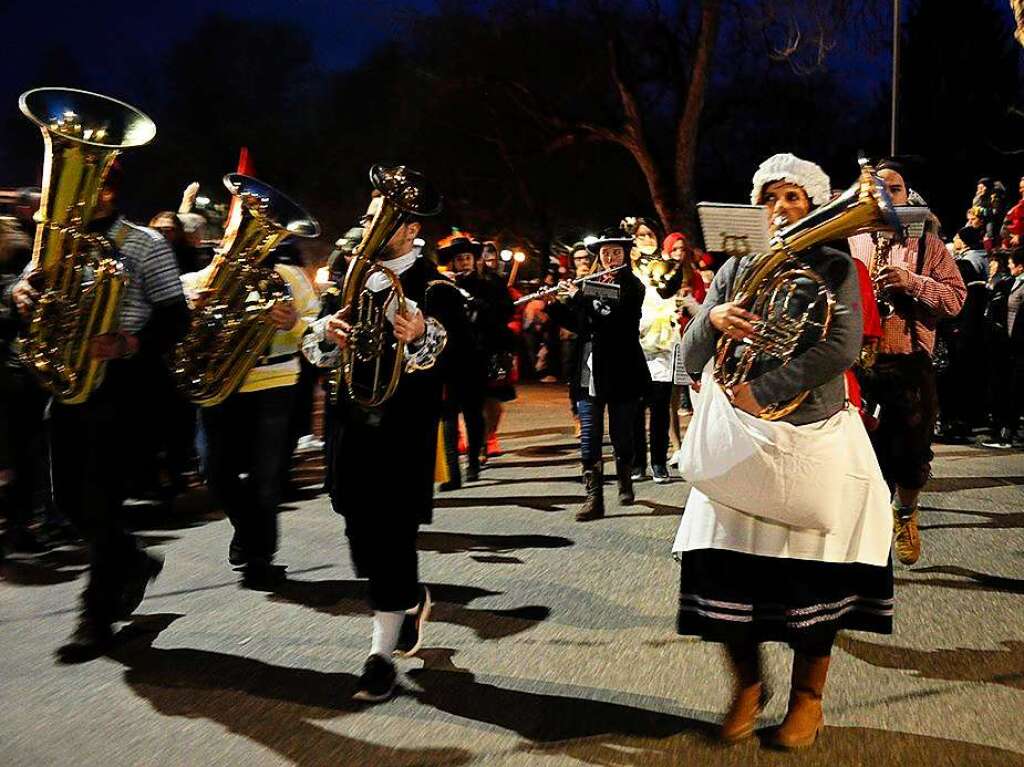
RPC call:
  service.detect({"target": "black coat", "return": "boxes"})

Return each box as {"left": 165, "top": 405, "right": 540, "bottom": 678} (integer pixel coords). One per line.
{"left": 547, "top": 268, "right": 650, "bottom": 402}
{"left": 331, "top": 258, "right": 472, "bottom": 525}
{"left": 986, "top": 275, "right": 1024, "bottom": 353}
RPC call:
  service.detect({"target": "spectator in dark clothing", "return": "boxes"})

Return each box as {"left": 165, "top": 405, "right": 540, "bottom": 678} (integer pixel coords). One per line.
{"left": 983, "top": 249, "right": 1024, "bottom": 448}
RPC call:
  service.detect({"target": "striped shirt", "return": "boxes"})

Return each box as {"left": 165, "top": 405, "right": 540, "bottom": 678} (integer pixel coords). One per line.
{"left": 107, "top": 217, "right": 184, "bottom": 333}
{"left": 848, "top": 232, "right": 965, "bottom": 356}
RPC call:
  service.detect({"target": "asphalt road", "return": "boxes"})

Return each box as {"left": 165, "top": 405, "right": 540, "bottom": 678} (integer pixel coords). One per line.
{"left": 2, "top": 383, "right": 1023, "bottom": 766}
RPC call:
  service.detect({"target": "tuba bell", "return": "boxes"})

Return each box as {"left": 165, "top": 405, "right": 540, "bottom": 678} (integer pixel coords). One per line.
{"left": 714, "top": 160, "right": 903, "bottom": 420}
{"left": 17, "top": 87, "right": 156, "bottom": 404}
{"left": 173, "top": 174, "right": 320, "bottom": 407}
{"left": 336, "top": 164, "right": 442, "bottom": 408}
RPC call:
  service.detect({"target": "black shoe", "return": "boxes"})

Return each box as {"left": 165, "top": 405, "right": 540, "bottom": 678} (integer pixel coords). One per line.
{"left": 241, "top": 562, "right": 286, "bottom": 591}
{"left": 466, "top": 463, "right": 480, "bottom": 482}
{"left": 617, "top": 462, "right": 635, "bottom": 505}
{"left": 352, "top": 654, "right": 398, "bottom": 703}
{"left": 438, "top": 479, "right": 462, "bottom": 492}
{"left": 652, "top": 464, "right": 670, "bottom": 484}
{"left": 394, "top": 586, "right": 432, "bottom": 658}
{"left": 228, "top": 532, "right": 247, "bottom": 567}
{"left": 4, "top": 527, "right": 47, "bottom": 554}
{"left": 117, "top": 552, "right": 164, "bottom": 619}
{"left": 56, "top": 616, "right": 114, "bottom": 664}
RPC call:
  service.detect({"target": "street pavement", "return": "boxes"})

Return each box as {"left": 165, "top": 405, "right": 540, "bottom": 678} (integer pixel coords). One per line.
{"left": 2, "top": 383, "right": 1023, "bottom": 766}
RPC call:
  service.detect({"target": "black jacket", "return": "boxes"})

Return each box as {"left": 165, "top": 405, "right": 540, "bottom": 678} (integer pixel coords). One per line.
{"left": 547, "top": 268, "right": 650, "bottom": 402}
{"left": 331, "top": 258, "right": 472, "bottom": 524}
{"left": 986, "top": 275, "right": 1024, "bottom": 352}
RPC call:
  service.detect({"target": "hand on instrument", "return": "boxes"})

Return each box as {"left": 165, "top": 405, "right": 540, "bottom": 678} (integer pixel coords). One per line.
{"left": 11, "top": 278, "right": 39, "bottom": 319}
{"left": 269, "top": 300, "right": 298, "bottom": 331}
{"left": 393, "top": 308, "right": 426, "bottom": 344}
{"left": 709, "top": 302, "right": 759, "bottom": 341}
{"left": 729, "top": 382, "right": 762, "bottom": 416}
{"left": 178, "top": 181, "right": 200, "bottom": 214}
{"left": 325, "top": 309, "right": 351, "bottom": 349}
{"left": 876, "top": 265, "right": 913, "bottom": 293}
{"left": 559, "top": 279, "right": 579, "bottom": 298}
{"left": 89, "top": 332, "right": 139, "bottom": 360}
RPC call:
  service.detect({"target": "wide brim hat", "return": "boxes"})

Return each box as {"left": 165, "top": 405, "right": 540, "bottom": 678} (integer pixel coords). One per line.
{"left": 586, "top": 227, "right": 635, "bottom": 255}
{"left": 436, "top": 234, "right": 484, "bottom": 265}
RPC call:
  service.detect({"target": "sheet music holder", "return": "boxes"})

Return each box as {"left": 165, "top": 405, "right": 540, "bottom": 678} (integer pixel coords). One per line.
{"left": 893, "top": 205, "right": 931, "bottom": 240}
{"left": 697, "top": 203, "right": 770, "bottom": 256}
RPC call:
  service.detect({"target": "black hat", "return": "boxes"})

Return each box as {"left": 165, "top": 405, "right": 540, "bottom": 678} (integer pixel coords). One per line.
{"left": 585, "top": 227, "right": 634, "bottom": 255}
{"left": 957, "top": 226, "right": 984, "bottom": 251}
{"left": 436, "top": 232, "right": 483, "bottom": 265}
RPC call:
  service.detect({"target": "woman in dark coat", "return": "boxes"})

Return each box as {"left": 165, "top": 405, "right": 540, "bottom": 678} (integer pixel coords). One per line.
{"left": 546, "top": 228, "right": 650, "bottom": 520}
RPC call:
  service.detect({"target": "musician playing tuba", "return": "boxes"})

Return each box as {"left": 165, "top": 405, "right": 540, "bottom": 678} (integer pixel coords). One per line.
{"left": 10, "top": 90, "right": 189, "bottom": 663}
{"left": 300, "top": 167, "right": 471, "bottom": 704}
{"left": 675, "top": 154, "right": 896, "bottom": 751}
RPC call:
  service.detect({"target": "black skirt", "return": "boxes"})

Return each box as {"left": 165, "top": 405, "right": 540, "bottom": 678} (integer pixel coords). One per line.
{"left": 677, "top": 549, "right": 893, "bottom": 651}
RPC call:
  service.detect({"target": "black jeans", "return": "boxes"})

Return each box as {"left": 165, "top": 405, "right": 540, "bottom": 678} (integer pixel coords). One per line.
{"left": 859, "top": 352, "right": 939, "bottom": 492}
{"left": 632, "top": 381, "right": 673, "bottom": 469}
{"left": 441, "top": 386, "right": 485, "bottom": 481}
{"left": 202, "top": 386, "right": 294, "bottom": 565}
{"left": 1, "top": 364, "right": 50, "bottom": 532}
{"left": 50, "top": 364, "right": 142, "bottom": 622}
{"left": 989, "top": 338, "right": 1024, "bottom": 437}
{"left": 577, "top": 396, "right": 639, "bottom": 469}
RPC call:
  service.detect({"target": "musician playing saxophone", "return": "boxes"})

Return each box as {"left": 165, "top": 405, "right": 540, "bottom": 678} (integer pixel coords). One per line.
{"left": 848, "top": 160, "right": 965, "bottom": 566}
{"left": 677, "top": 154, "right": 894, "bottom": 751}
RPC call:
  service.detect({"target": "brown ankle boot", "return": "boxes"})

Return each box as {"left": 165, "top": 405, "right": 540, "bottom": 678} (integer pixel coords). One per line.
{"left": 772, "top": 653, "right": 830, "bottom": 749}
{"left": 720, "top": 643, "right": 766, "bottom": 744}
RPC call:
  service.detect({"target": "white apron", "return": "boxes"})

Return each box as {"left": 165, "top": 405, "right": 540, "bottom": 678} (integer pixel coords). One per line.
{"left": 674, "top": 360, "right": 891, "bottom": 566}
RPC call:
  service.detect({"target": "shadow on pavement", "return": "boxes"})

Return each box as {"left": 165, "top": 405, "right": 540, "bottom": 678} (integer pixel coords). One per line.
{"left": 269, "top": 579, "right": 551, "bottom": 640}
{"left": 434, "top": 494, "right": 583, "bottom": 512}
{"left": 107, "top": 614, "right": 472, "bottom": 767}
{"left": 919, "top": 506, "right": 1024, "bottom": 531}
{"left": 897, "top": 565, "right": 1024, "bottom": 596}
{"left": 417, "top": 531, "right": 573, "bottom": 554}
{"left": 923, "top": 476, "right": 1024, "bottom": 492}
{"left": 837, "top": 635, "right": 1024, "bottom": 690}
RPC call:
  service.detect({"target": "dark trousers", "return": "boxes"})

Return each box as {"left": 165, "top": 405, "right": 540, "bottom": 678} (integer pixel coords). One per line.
{"left": 201, "top": 386, "right": 294, "bottom": 565}
{"left": 989, "top": 338, "right": 1024, "bottom": 437}
{"left": 441, "top": 388, "right": 485, "bottom": 482}
{"left": 577, "top": 396, "right": 639, "bottom": 468}
{"left": 632, "top": 381, "right": 672, "bottom": 469}
{"left": 860, "top": 352, "right": 939, "bottom": 492}
{"left": 1, "top": 365, "right": 50, "bottom": 531}
{"left": 50, "top": 367, "right": 141, "bottom": 622}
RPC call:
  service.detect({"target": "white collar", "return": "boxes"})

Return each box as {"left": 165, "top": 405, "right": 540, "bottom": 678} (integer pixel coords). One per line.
{"left": 366, "top": 249, "right": 417, "bottom": 293}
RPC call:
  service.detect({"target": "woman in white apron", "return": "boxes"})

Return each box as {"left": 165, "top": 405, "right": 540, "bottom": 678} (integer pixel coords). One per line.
{"left": 676, "top": 154, "right": 894, "bottom": 749}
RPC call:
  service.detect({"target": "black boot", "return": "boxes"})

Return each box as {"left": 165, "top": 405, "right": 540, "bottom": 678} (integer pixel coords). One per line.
{"left": 616, "top": 460, "right": 635, "bottom": 505}
{"left": 576, "top": 463, "right": 605, "bottom": 521}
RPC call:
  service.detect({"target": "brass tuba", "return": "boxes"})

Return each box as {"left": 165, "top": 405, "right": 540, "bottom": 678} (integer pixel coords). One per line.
{"left": 17, "top": 87, "right": 156, "bottom": 404}
{"left": 714, "top": 161, "right": 903, "bottom": 420}
{"left": 173, "top": 174, "right": 320, "bottom": 407}
{"left": 336, "top": 164, "right": 442, "bottom": 408}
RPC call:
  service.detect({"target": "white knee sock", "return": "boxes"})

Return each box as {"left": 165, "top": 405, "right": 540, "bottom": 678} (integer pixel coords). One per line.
{"left": 370, "top": 611, "right": 405, "bottom": 658}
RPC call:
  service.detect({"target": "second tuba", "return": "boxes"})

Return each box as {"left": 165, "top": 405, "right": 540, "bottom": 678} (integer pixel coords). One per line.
{"left": 173, "top": 174, "right": 320, "bottom": 407}
{"left": 336, "top": 164, "right": 442, "bottom": 408}
{"left": 17, "top": 87, "right": 156, "bottom": 404}
{"left": 714, "top": 160, "right": 903, "bottom": 420}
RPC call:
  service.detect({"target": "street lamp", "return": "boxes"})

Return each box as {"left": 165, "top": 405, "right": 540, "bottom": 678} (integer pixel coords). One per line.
{"left": 500, "top": 248, "right": 513, "bottom": 262}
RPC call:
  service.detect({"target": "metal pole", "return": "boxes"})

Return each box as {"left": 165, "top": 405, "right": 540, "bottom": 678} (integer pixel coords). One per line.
{"left": 890, "top": 0, "right": 901, "bottom": 157}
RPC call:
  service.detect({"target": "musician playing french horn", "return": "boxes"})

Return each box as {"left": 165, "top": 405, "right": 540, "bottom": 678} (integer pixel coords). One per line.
{"left": 676, "top": 154, "right": 895, "bottom": 751}
{"left": 301, "top": 167, "right": 469, "bottom": 704}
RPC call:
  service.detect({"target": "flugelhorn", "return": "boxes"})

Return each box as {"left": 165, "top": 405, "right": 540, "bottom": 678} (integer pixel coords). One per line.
{"left": 17, "top": 87, "right": 156, "bottom": 404}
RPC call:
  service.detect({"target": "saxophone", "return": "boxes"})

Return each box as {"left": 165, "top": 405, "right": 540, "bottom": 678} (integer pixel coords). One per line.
{"left": 173, "top": 174, "right": 320, "bottom": 407}
{"left": 17, "top": 87, "right": 156, "bottom": 404}
{"left": 714, "top": 161, "right": 903, "bottom": 420}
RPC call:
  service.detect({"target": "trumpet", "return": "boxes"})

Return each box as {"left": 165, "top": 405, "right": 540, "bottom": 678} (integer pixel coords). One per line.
{"left": 513, "top": 264, "right": 626, "bottom": 306}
